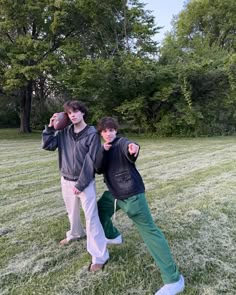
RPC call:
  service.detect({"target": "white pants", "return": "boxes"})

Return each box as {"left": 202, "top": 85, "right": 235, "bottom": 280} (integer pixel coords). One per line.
{"left": 61, "top": 177, "right": 109, "bottom": 264}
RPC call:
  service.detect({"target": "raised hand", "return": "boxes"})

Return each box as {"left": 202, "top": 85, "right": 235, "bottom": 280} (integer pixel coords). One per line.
{"left": 104, "top": 143, "right": 112, "bottom": 151}
{"left": 48, "top": 113, "right": 58, "bottom": 127}
{"left": 128, "top": 143, "right": 139, "bottom": 157}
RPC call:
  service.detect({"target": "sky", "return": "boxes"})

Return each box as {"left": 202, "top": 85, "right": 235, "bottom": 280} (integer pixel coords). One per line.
{"left": 144, "top": 0, "right": 186, "bottom": 43}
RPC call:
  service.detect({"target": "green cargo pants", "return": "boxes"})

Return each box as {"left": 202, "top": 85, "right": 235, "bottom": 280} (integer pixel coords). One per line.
{"left": 97, "top": 191, "right": 180, "bottom": 284}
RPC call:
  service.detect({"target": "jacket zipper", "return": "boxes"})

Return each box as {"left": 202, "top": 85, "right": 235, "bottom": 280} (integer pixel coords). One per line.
{"left": 73, "top": 139, "right": 76, "bottom": 178}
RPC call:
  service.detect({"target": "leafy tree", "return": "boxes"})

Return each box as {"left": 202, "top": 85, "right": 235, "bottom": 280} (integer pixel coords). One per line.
{"left": 0, "top": 0, "right": 91, "bottom": 132}
{"left": 115, "top": 61, "right": 176, "bottom": 133}
{"left": 176, "top": 0, "right": 236, "bottom": 51}
{"left": 0, "top": 0, "right": 160, "bottom": 132}
{"left": 155, "top": 0, "right": 236, "bottom": 136}
{"left": 54, "top": 0, "right": 160, "bottom": 122}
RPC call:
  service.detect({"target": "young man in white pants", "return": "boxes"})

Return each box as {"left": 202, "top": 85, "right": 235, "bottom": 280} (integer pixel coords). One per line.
{"left": 42, "top": 100, "right": 109, "bottom": 271}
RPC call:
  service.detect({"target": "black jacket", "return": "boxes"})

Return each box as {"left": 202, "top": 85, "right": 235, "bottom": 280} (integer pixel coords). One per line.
{"left": 95, "top": 137, "right": 145, "bottom": 199}
{"left": 42, "top": 124, "right": 100, "bottom": 192}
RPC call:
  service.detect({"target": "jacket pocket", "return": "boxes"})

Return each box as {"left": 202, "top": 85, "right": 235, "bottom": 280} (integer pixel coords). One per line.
{"left": 115, "top": 171, "right": 131, "bottom": 181}
{"left": 114, "top": 171, "right": 133, "bottom": 193}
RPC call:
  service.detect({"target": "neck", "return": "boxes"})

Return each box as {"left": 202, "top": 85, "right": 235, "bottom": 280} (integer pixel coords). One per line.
{"left": 73, "top": 121, "right": 87, "bottom": 133}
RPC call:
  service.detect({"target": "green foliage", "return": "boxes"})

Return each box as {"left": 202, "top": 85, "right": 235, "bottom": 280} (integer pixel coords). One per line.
{"left": 56, "top": 53, "right": 161, "bottom": 125}
{"left": 176, "top": 0, "right": 236, "bottom": 51}
{"left": 0, "top": 0, "right": 160, "bottom": 131}
{"left": 225, "top": 53, "right": 236, "bottom": 91}
{"left": 0, "top": 0, "right": 235, "bottom": 136}
{"left": 115, "top": 62, "right": 177, "bottom": 133}
{"left": 156, "top": 0, "right": 236, "bottom": 136}
{"left": 0, "top": 95, "right": 20, "bottom": 128}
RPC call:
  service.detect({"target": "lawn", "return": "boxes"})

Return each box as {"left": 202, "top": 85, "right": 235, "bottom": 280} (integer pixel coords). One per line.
{"left": 0, "top": 129, "right": 235, "bottom": 295}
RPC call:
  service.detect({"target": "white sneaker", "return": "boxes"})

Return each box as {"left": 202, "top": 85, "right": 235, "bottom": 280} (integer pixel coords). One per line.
{"left": 106, "top": 235, "right": 123, "bottom": 245}
{"left": 155, "top": 275, "right": 185, "bottom": 295}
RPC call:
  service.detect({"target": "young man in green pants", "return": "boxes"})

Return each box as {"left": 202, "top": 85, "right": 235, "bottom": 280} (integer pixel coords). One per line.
{"left": 95, "top": 117, "right": 184, "bottom": 295}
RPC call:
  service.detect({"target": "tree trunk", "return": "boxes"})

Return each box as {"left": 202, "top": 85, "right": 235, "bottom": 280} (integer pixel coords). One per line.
{"left": 19, "top": 81, "right": 33, "bottom": 133}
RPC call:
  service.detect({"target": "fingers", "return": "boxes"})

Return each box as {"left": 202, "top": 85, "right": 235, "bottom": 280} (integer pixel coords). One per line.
{"left": 48, "top": 113, "right": 58, "bottom": 127}
{"left": 134, "top": 145, "right": 139, "bottom": 157}
{"left": 104, "top": 143, "right": 112, "bottom": 151}
{"left": 73, "top": 186, "right": 81, "bottom": 195}
{"left": 128, "top": 143, "right": 139, "bottom": 157}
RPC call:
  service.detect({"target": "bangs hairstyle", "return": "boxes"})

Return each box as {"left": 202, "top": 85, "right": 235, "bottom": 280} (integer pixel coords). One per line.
{"left": 63, "top": 101, "right": 88, "bottom": 119}
{"left": 97, "top": 117, "right": 119, "bottom": 133}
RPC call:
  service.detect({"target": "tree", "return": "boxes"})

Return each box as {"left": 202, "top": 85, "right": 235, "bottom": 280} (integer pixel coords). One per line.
{"left": 0, "top": 0, "right": 160, "bottom": 132}
{"left": 176, "top": 0, "right": 236, "bottom": 51}
{"left": 54, "top": 0, "right": 160, "bottom": 122}
{"left": 147, "top": 0, "right": 236, "bottom": 136}
{"left": 0, "top": 0, "right": 90, "bottom": 132}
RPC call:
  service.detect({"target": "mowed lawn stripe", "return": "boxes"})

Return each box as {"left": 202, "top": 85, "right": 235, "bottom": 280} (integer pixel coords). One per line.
{"left": 0, "top": 133, "right": 235, "bottom": 295}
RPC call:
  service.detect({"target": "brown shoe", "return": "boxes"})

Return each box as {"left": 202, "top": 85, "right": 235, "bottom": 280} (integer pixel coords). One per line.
{"left": 59, "top": 236, "right": 85, "bottom": 245}
{"left": 88, "top": 260, "right": 108, "bottom": 272}
{"left": 60, "top": 238, "right": 69, "bottom": 245}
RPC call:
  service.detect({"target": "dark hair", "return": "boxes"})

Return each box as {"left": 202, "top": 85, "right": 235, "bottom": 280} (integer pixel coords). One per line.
{"left": 63, "top": 101, "right": 88, "bottom": 119}
{"left": 97, "top": 117, "right": 119, "bottom": 132}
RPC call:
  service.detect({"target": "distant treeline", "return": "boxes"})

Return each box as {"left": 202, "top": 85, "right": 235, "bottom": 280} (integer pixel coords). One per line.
{"left": 0, "top": 0, "right": 235, "bottom": 136}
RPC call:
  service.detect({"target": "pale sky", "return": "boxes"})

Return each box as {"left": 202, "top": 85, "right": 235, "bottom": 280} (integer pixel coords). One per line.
{"left": 144, "top": 0, "right": 186, "bottom": 43}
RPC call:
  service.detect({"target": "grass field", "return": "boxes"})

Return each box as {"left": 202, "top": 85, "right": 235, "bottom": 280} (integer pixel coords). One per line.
{"left": 0, "top": 129, "right": 235, "bottom": 295}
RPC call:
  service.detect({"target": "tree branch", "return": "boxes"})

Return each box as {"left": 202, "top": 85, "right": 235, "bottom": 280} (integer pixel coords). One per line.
{"left": 6, "top": 33, "right": 14, "bottom": 43}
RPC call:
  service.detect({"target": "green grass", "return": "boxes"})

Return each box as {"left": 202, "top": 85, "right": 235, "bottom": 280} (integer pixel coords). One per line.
{"left": 0, "top": 129, "right": 236, "bottom": 295}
